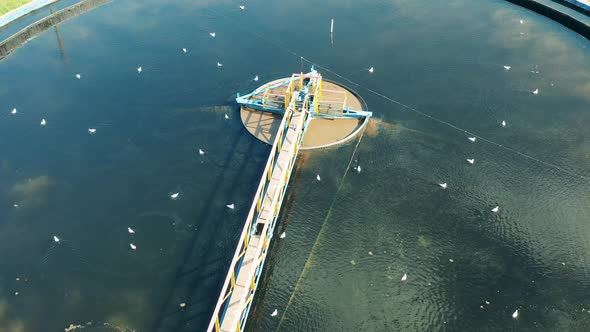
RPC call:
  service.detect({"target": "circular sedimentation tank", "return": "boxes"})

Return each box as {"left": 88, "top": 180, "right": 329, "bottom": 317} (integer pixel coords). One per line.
{"left": 239, "top": 78, "right": 369, "bottom": 150}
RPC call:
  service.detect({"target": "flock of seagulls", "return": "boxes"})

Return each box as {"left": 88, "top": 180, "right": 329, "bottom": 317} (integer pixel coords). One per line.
{"left": 11, "top": 11, "right": 536, "bottom": 323}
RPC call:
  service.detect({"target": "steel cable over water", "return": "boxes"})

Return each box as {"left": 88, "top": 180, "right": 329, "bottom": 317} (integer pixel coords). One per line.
{"left": 203, "top": 5, "right": 590, "bottom": 330}
{"left": 276, "top": 127, "right": 366, "bottom": 331}
{"left": 207, "top": 6, "right": 588, "bottom": 182}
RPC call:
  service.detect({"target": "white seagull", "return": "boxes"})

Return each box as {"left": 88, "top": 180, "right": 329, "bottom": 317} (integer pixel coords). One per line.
{"left": 532, "top": 88, "right": 539, "bottom": 95}
{"left": 467, "top": 159, "right": 475, "bottom": 165}
{"left": 224, "top": 114, "right": 229, "bottom": 119}
{"left": 137, "top": 67, "right": 142, "bottom": 74}
{"left": 439, "top": 182, "right": 447, "bottom": 189}
{"left": 468, "top": 137, "right": 476, "bottom": 142}
{"left": 280, "top": 232, "right": 286, "bottom": 239}
{"left": 239, "top": 5, "right": 245, "bottom": 10}
{"left": 512, "top": 309, "right": 519, "bottom": 319}
{"left": 130, "top": 243, "right": 137, "bottom": 250}
{"left": 316, "top": 174, "right": 321, "bottom": 181}
{"left": 75, "top": 74, "right": 81, "bottom": 79}
{"left": 503, "top": 65, "right": 511, "bottom": 70}
{"left": 199, "top": 149, "right": 205, "bottom": 155}
{"left": 170, "top": 192, "right": 180, "bottom": 200}
{"left": 88, "top": 128, "right": 97, "bottom": 134}
{"left": 519, "top": 19, "right": 524, "bottom": 24}
{"left": 501, "top": 120, "right": 506, "bottom": 127}
{"left": 254, "top": 75, "right": 259, "bottom": 82}
{"left": 271, "top": 309, "right": 278, "bottom": 317}
{"left": 368, "top": 66, "right": 374, "bottom": 73}
{"left": 209, "top": 32, "right": 216, "bottom": 38}
{"left": 53, "top": 235, "right": 60, "bottom": 243}
{"left": 217, "top": 62, "right": 223, "bottom": 67}
{"left": 128, "top": 227, "right": 135, "bottom": 234}
{"left": 40, "top": 119, "right": 47, "bottom": 126}
{"left": 226, "top": 203, "right": 235, "bottom": 210}
{"left": 492, "top": 206, "right": 499, "bottom": 213}
{"left": 401, "top": 273, "right": 407, "bottom": 281}
{"left": 182, "top": 48, "right": 187, "bottom": 53}
{"left": 354, "top": 165, "right": 362, "bottom": 173}
{"left": 11, "top": 108, "right": 17, "bottom": 114}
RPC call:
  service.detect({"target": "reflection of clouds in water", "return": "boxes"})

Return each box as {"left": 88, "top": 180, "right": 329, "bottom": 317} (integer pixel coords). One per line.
{"left": 486, "top": 5, "right": 590, "bottom": 126}
{"left": 575, "top": 81, "right": 590, "bottom": 101}
{"left": 0, "top": 300, "right": 26, "bottom": 332}
{"left": 10, "top": 175, "right": 52, "bottom": 208}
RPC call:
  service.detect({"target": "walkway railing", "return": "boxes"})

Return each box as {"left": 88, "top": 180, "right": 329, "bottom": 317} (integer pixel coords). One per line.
{"left": 207, "top": 95, "right": 309, "bottom": 332}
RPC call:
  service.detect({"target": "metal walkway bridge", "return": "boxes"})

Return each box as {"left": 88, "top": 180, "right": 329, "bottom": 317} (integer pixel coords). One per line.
{"left": 207, "top": 70, "right": 371, "bottom": 332}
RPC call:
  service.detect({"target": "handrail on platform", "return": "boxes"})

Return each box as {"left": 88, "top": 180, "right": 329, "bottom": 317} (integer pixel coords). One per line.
{"left": 207, "top": 95, "right": 302, "bottom": 332}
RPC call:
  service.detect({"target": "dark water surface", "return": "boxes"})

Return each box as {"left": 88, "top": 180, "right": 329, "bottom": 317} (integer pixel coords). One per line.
{"left": 1, "top": 0, "right": 589, "bottom": 331}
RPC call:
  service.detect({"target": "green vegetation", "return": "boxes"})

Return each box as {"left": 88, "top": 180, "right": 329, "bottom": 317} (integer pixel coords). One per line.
{"left": 0, "top": 0, "right": 34, "bottom": 16}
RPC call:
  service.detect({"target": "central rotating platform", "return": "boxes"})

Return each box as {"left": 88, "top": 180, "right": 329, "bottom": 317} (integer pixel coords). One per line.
{"left": 238, "top": 73, "right": 370, "bottom": 150}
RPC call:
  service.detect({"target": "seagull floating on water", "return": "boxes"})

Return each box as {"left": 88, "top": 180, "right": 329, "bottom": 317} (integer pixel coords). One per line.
{"left": 13, "top": 204, "right": 19, "bottom": 208}
{"left": 170, "top": 192, "right": 180, "bottom": 200}
{"left": 401, "top": 273, "right": 407, "bottom": 281}
{"left": 239, "top": 5, "right": 245, "bottom": 10}
{"left": 11, "top": 108, "right": 17, "bottom": 114}
{"left": 368, "top": 66, "right": 374, "bottom": 73}
{"left": 217, "top": 62, "right": 223, "bottom": 67}
{"left": 130, "top": 243, "right": 137, "bottom": 250}
{"left": 512, "top": 309, "right": 519, "bottom": 319}
{"left": 492, "top": 206, "right": 499, "bottom": 213}
{"left": 254, "top": 75, "right": 259, "bottom": 82}
{"left": 280, "top": 232, "right": 286, "bottom": 239}
{"left": 468, "top": 137, "right": 476, "bottom": 142}
{"left": 199, "top": 149, "right": 205, "bottom": 155}
{"left": 271, "top": 309, "right": 278, "bottom": 317}
{"left": 40, "top": 119, "right": 46, "bottom": 126}
{"left": 182, "top": 48, "right": 187, "bottom": 53}
{"left": 224, "top": 114, "right": 229, "bottom": 119}
{"left": 209, "top": 32, "right": 216, "bottom": 38}
{"left": 467, "top": 159, "right": 475, "bottom": 165}
{"left": 53, "top": 235, "right": 60, "bottom": 243}
{"left": 88, "top": 128, "right": 97, "bottom": 134}
{"left": 439, "top": 182, "right": 447, "bottom": 189}
{"left": 128, "top": 227, "right": 135, "bottom": 234}
{"left": 532, "top": 88, "right": 539, "bottom": 95}
{"left": 180, "top": 302, "right": 187, "bottom": 308}
{"left": 503, "top": 65, "right": 511, "bottom": 70}
{"left": 501, "top": 120, "right": 506, "bottom": 127}
{"left": 519, "top": 19, "right": 524, "bottom": 24}
{"left": 75, "top": 74, "right": 81, "bottom": 79}
{"left": 316, "top": 174, "right": 321, "bottom": 181}
{"left": 137, "top": 67, "right": 142, "bottom": 74}
{"left": 226, "top": 203, "right": 235, "bottom": 210}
